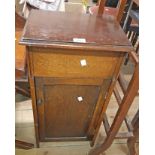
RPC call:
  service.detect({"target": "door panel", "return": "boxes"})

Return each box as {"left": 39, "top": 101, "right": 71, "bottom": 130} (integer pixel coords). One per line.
{"left": 35, "top": 77, "right": 111, "bottom": 141}
{"left": 44, "top": 84, "right": 100, "bottom": 138}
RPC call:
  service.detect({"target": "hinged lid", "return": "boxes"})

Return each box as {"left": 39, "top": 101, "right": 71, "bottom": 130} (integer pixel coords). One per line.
{"left": 21, "top": 10, "right": 132, "bottom": 51}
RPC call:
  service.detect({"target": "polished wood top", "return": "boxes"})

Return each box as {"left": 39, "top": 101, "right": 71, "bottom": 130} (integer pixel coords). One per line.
{"left": 21, "top": 10, "right": 132, "bottom": 51}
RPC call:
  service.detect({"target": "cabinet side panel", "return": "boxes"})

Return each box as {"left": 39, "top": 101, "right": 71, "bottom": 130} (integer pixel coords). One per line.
{"left": 26, "top": 47, "right": 40, "bottom": 147}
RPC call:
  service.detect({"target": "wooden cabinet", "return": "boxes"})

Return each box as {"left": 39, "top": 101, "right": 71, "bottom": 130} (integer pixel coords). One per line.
{"left": 20, "top": 10, "right": 133, "bottom": 147}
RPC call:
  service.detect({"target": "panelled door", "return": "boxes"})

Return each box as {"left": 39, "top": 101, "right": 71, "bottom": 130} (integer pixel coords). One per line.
{"left": 35, "top": 77, "right": 112, "bottom": 141}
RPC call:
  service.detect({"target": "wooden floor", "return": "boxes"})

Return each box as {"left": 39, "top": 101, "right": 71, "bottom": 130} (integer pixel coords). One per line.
{"left": 15, "top": 74, "right": 138, "bottom": 154}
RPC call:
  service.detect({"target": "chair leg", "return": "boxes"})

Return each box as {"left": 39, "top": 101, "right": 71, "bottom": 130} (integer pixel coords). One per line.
{"left": 15, "top": 85, "right": 30, "bottom": 97}
{"left": 127, "top": 111, "right": 139, "bottom": 155}
{"left": 15, "top": 140, "right": 34, "bottom": 149}
{"left": 88, "top": 64, "right": 139, "bottom": 155}
{"left": 15, "top": 80, "right": 30, "bottom": 97}
{"left": 127, "top": 138, "right": 137, "bottom": 155}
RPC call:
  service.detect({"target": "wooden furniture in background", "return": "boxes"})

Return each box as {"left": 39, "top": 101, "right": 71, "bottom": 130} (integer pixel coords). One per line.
{"left": 15, "top": 12, "right": 25, "bottom": 30}
{"left": 15, "top": 12, "right": 30, "bottom": 97}
{"left": 89, "top": 51, "right": 139, "bottom": 155}
{"left": 123, "top": 0, "right": 139, "bottom": 30}
{"left": 123, "top": 0, "right": 139, "bottom": 64}
{"left": 20, "top": 10, "right": 133, "bottom": 148}
{"left": 114, "top": 52, "right": 139, "bottom": 155}
{"left": 127, "top": 110, "right": 139, "bottom": 155}
{"left": 15, "top": 11, "right": 33, "bottom": 149}
{"left": 15, "top": 140, "right": 34, "bottom": 150}
{"left": 89, "top": 0, "right": 127, "bottom": 23}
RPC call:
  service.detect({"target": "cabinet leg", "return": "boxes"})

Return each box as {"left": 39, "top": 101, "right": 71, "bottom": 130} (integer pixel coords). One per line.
{"left": 36, "top": 142, "right": 40, "bottom": 148}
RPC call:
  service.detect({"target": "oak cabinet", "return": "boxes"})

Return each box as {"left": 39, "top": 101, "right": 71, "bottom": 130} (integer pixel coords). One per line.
{"left": 20, "top": 10, "right": 132, "bottom": 147}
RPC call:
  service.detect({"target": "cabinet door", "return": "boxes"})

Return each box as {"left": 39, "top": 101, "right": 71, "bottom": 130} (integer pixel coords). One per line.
{"left": 35, "top": 78, "right": 111, "bottom": 141}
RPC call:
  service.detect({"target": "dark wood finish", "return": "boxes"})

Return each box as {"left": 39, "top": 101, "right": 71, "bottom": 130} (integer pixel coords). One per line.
{"left": 22, "top": 11, "right": 131, "bottom": 47}
{"left": 15, "top": 81, "right": 30, "bottom": 97}
{"left": 20, "top": 10, "right": 133, "bottom": 147}
{"left": 15, "top": 140, "right": 34, "bottom": 149}
{"left": 36, "top": 78, "right": 101, "bottom": 141}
